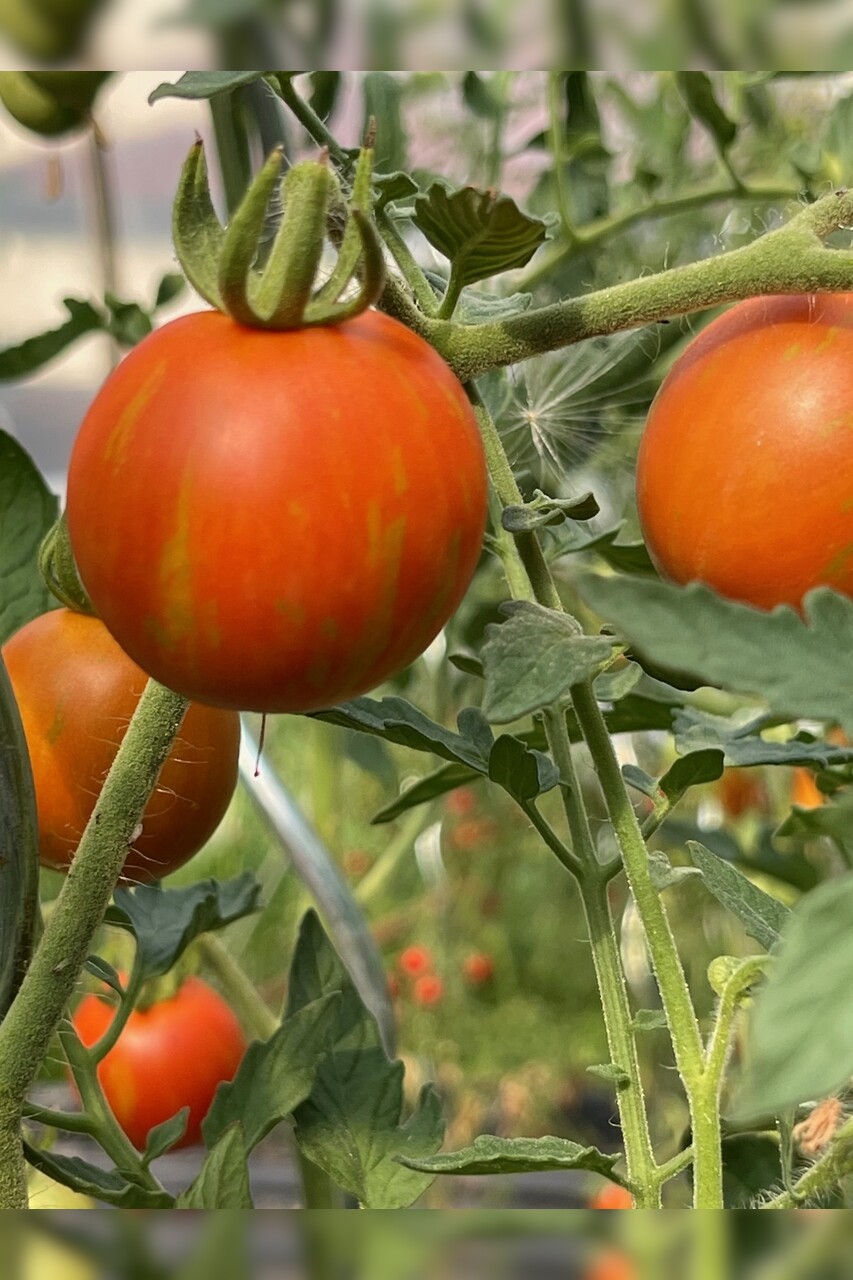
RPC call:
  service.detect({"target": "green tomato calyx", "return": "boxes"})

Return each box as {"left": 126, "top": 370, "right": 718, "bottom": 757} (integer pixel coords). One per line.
{"left": 172, "top": 141, "right": 385, "bottom": 331}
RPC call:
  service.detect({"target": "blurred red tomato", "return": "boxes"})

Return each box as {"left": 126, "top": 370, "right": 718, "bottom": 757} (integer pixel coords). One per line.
{"left": 791, "top": 768, "right": 824, "bottom": 809}
{"left": 717, "top": 768, "right": 767, "bottom": 819}
{"left": 73, "top": 977, "right": 246, "bottom": 1150}
{"left": 583, "top": 1251, "right": 636, "bottom": 1280}
{"left": 399, "top": 945, "right": 433, "bottom": 978}
{"left": 589, "top": 1183, "right": 634, "bottom": 1209}
{"left": 444, "top": 786, "right": 478, "bottom": 817}
{"left": 463, "top": 953, "right": 494, "bottom": 985}
{"left": 343, "top": 849, "right": 373, "bottom": 877}
{"left": 413, "top": 974, "right": 444, "bottom": 1006}
{"left": 449, "top": 818, "right": 499, "bottom": 851}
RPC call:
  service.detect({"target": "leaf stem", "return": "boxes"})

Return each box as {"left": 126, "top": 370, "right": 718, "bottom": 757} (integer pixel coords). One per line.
{"left": 375, "top": 208, "right": 440, "bottom": 316}
{"left": 273, "top": 74, "right": 349, "bottom": 167}
{"left": 763, "top": 1116, "right": 853, "bottom": 1208}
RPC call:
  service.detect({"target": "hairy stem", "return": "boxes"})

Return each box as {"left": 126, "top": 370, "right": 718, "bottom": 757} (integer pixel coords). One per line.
{"left": 569, "top": 681, "right": 719, "bottom": 1205}
{"left": 427, "top": 189, "right": 853, "bottom": 380}
{"left": 0, "top": 680, "right": 188, "bottom": 1209}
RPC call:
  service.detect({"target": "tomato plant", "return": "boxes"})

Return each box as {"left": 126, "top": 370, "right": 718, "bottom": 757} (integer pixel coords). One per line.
{"left": 1, "top": 609, "right": 240, "bottom": 881}
{"left": 72, "top": 976, "right": 246, "bottom": 1150}
{"left": 66, "top": 309, "right": 488, "bottom": 714}
{"left": 637, "top": 293, "right": 853, "bottom": 610}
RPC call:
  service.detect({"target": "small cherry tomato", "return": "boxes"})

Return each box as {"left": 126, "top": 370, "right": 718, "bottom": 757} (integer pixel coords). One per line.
{"left": 413, "top": 974, "right": 444, "bottom": 1006}
{"left": 589, "top": 1183, "right": 635, "bottom": 1209}
{"left": 463, "top": 952, "right": 494, "bottom": 985}
{"left": 72, "top": 977, "right": 247, "bottom": 1150}
{"left": 399, "top": 945, "right": 433, "bottom": 978}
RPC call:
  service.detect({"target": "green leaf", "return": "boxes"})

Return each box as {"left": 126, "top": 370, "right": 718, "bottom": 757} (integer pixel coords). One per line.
{"left": 372, "top": 763, "right": 479, "bottom": 824}
{"left": 83, "top": 956, "right": 123, "bottom": 996}
{"left": 648, "top": 851, "right": 701, "bottom": 893}
{"left": 287, "top": 912, "right": 444, "bottom": 1208}
{"left": 482, "top": 602, "right": 612, "bottom": 724}
{"left": 502, "top": 490, "right": 599, "bottom": 534}
{"left": 663, "top": 819, "right": 818, "bottom": 895}
{"left": 777, "top": 792, "right": 853, "bottom": 865}
{"left": 312, "top": 697, "right": 490, "bottom": 772}
{"left": 676, "top": 71, "right": 738, "bottom": 150}
{"left": 105, "top": 295, "right": 152, "bottom": 348}
{"left": 363, "top": 72, "right": 407, "bottom": 173}
{"left": 576, "top": 577, "right": 853, "bottom": 737}
{"left": 142, "top": 1110, "right": 189, "bottom": 1166}
{"left": 0, "top": 432, "right": 58, "bottom": 645}
{"left": 462, "top": 71, "right": 503, "bottom": 120}
{"left": 398, "top": 1134, "right": 619, "bottom": 1179}
{"left": 593, "top": 662, "right": 643, "bottom": 703}
{"left": 557, "top": 522, "right": 657, "bottom": 576}
{"left": 721, "top": 1133, "right": 782, "bottom": 1209}
{"left": 308, "top": 71, "right": 341, "bottom": 122}
{"left": 733, "top": 873, "right": 853, "bottom": 1118}
{"left": 673, "top": 706, "right": 852, "bottom": 768}
{"left": 455, "top": 289, "right": 532, "bottom": 325}
{"left": 631, "top": 1009, "right": 668, "bottom": 1032}
{"left": 23, "top": 1143, "right": 174, "bottom": 1208}
{"left": 148, "top": 71, "right": 265, "bottom": 104}
{"left": 175, "top": 1125, "right": 253, "bottom": 1208}
{"left": 688, "top": 841, "right": 790, "bottom": 951}
{"left": 412, "top": 180, "right": 549, "bottom": 288}
{"left": 488, "top": 734, "right": 559, "bottom": 803}
{"left": 106, "top": 875, "right": 262, "bottom": 980}
{"left": 586, "top": 1063, "right": 631, "bottom": 1087}
{"left": 660, "top": 749, "right": 725, "bottom": 801}
{"left": 374, "top": 171, "right": 419, "bottom": 210}
{"left": 622, "top": 764, "right": 658, "bottom": 800}
{"left": 154, "top": 272, "right": 186, "bottom": 309}
{"left": 203, "top": 994, "right": 341, "bottom": 1153}
{"left": 0, "top": 299, "right": 104, "bottom": 381}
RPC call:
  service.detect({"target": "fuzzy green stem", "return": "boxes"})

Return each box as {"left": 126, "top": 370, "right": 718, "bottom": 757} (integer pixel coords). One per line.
{"left": 581, "top": 875, "right": 659, "bottom": 1205}
{"left": 0, "top": 680, "right": 188, "bottom": 1205}
{"left": 569, "top": 681, "right": 719, "bottom": 1206}
{"left": 375, "top": 208, "right": 440, "bottom": 315}
{"left": 210, "top": 91, "right": 253, "bottom": 216}
{"left": 273, "top": 74, "right": 349, "bottom": 167}
{"left": 547, "top": 71, "right": 578, "bottom": 244}
{"left": 519, "top": 180, "right": 803, "bottom": 291}
{"left": 426, "top": 188, "right": 853, "bottom": 381}
{"left": 763, "top": 1116, "right": 853, "bottom": 1209}
{"left": 0, "top": 1094, "right": 25, "bottom": 1207}
{"left": 539, "top": 706, "right": 657, "bottom": 1202}
{"left": 60, "top": 1021, "right": 170, "bottom": 1195}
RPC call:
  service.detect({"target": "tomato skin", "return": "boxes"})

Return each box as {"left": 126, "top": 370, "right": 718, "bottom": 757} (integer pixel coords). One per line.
{"left": 66, "top": 309, "right": 488, "bottom": 713}
{"left": 399, "top": 945, "right": 433, "bottom": 978}
{"left": 72, "top": 977, "right": 246, "bottom": 1149}
{"left": 1, "top": 609, "right": 240, "bottom": 880}
{"left": 637, "top": 294, "right": 853, "bottom": 610}
{"left": 588, "top": 1183, "right": 634, "bottom": 1209}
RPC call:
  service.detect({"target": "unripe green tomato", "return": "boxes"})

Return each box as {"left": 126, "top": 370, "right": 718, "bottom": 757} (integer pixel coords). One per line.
{"left": 0, "top": 71, "right": 85, "bottom": 138}
{"left": 0, "top": 0, "right": 95, "bottom": 60}
{"left": 26, "top": 71, "right": 111, "bottom": 112}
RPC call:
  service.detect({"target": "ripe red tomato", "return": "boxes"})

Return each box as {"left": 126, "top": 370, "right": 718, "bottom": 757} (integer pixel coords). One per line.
{"left": 66, "top": 309, "right": 488, "bottom": 713}
{"left": 716, "top": 768, "right": 768, "bottom": 819}
{"left": 637, "top": 293, "right": 853, "bottom": 610}
{"left": 1, "top": 609, "right": 240, "bottom": 881}
{"left": 399, "top": 945, "right": 433, "bottom": 978}
{"left": 588, "top": 1183, "right": 635, "bottom": 1209}
{"left": 583, "top": 1251, "right": 636, "bottom": 1280}
{"left": 413, "top": 974, "right": 444, "bottom": 1006}
{"left": 463, "top": 952, "right": 494, "bottom": 985}
{"left": 73, "top": 977, "right": 246, "bottom": 1149}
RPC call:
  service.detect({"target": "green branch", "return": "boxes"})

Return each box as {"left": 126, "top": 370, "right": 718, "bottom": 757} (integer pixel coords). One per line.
{"left": 0, "top": 680, "right": 188, "bottom": 1209}
{"left": 425, "top": 188, "right": 853, "bottom": 381}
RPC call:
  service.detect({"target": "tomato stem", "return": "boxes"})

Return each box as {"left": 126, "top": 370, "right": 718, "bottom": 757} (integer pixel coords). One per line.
{"left": 0, "top": 679, "right": 188, "bottom": 1208}
{"left": 426, "top": 188, "right": 853, "bottom": 382}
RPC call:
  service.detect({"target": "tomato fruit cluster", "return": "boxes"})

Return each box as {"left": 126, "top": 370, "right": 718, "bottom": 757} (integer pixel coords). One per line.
{"left": 73, "top": 977, "right": 246, "bottom": 1149}
{"left": 66, "top": 309, "right": 488, "bottom": 714}
{"left": 2, "top": 609, "right": 240, "bottom": 881}
{"left": 637, "top": 293, "right": 853, "bottom": 611}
